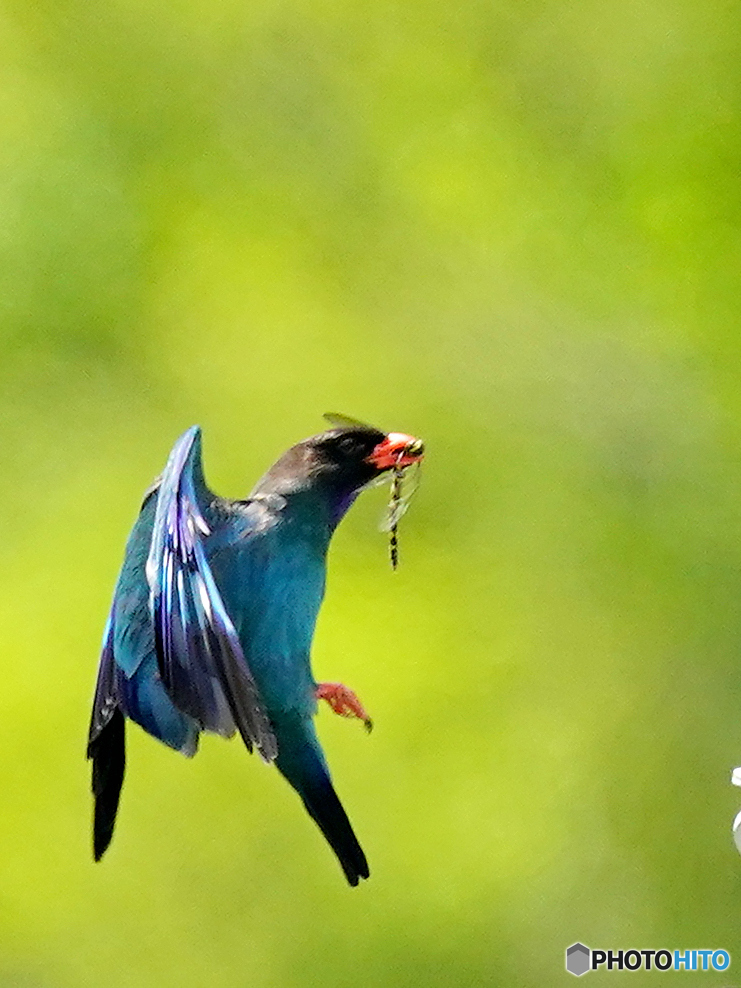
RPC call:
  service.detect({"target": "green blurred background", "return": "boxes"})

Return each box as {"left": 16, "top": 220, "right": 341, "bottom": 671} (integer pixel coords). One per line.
{"left": 0, "top": 0, "right": 740, "bottom": 984}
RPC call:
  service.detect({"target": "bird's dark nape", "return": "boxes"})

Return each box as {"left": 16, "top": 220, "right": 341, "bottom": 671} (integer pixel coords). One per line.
{"left": 89, "top": 707, "right": 126, "bottom": 861}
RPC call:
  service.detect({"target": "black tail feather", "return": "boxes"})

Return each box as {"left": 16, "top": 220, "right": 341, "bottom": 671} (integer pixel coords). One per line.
{"left": 274, "top": 720, "right": 369, "bottom": 886}
{"left": 300, "top": 777, "right": 370, "bottom": 886}
{"left": 88, "top": 707, "right": 126, "bottom": 861}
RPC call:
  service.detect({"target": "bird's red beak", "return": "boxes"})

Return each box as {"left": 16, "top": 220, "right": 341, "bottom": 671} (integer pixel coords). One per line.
{"left": 366, "top": 432, "right": 425, "bottom": 471}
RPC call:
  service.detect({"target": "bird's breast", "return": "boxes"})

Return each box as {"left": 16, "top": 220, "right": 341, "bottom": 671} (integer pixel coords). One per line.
{"left": 211, "top": 527, "right": 328, "bottom": 715}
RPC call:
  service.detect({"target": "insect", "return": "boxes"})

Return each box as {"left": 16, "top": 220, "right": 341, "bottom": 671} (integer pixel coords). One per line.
{"left": 381, "top": 444, "right": 423, "bottom": 569}
{"left": 323, "top": 413, "right": 424, "bottom": 569}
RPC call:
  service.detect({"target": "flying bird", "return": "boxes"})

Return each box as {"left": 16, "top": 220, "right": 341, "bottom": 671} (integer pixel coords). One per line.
{"left": 87, "top": 416, "right": 424, "bottom": 885}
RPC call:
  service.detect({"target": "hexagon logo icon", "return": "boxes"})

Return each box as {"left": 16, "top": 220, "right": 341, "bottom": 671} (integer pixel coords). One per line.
{"left": 566, "top": 943, "right": 591, "bottom": 976}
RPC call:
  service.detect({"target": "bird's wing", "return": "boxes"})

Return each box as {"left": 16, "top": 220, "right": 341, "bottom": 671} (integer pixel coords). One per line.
{"left": 146, "top": 426, "right": 277, "bottom": 761}
{"left": 87, "top": 612, "right": 118, "bottom": 753}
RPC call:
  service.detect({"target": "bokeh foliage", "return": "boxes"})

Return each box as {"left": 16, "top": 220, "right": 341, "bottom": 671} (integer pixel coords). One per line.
{"left": 0, "top": 0, "right": 740, "bottom": 984}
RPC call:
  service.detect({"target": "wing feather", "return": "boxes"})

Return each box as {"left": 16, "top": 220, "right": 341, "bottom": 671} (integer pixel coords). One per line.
{"left": 147, "top": 427, "right": 277, "bottom": 761}
{"left": 87, "top": 613, "right": 118, "bottom": 753}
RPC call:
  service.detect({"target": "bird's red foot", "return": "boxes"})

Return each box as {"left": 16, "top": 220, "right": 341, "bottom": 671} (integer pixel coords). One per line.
{"left": 316, "top": 682, "right": 373, "bottom": 732}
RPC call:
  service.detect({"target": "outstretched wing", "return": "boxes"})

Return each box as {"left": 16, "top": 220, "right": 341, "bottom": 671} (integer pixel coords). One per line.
{"left": 146, "top": 426, "right": 277, "bottom": 761}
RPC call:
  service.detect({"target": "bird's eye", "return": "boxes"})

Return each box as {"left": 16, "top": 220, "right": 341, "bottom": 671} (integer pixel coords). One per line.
{"left": 337, "top": 436, "right": 361, "bottom": 457}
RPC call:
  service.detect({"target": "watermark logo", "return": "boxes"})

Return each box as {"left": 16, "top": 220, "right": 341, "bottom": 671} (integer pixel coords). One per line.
{"left": 566, "top": 944, "right": 591, "bottom": 977}
{"left": 565, "top": 944, "right": 731, "bottom": 976}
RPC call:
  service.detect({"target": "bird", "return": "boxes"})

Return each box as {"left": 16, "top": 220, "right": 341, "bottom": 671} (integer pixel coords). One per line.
{"left": 87, "top": 415, "right": 424, "bottom": 886}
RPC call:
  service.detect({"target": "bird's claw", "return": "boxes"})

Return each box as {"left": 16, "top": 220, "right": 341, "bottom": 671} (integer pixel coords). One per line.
{"left": 316, "top": 682, "right": 372, "bottom": 732}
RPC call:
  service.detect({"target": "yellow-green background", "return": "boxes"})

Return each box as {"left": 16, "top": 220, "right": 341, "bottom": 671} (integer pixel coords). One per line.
{"left": 0, "top": 0, "right": 740, "bottom": 984}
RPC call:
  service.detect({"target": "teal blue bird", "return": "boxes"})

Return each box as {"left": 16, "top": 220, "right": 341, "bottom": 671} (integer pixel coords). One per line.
{"left": 87, "top": 415, "right": 424, "bottom": 885}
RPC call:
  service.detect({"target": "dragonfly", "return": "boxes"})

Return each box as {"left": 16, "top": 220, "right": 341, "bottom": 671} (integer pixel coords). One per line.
{"left": 324, "top": 413, "right": 423, "bottom": 569}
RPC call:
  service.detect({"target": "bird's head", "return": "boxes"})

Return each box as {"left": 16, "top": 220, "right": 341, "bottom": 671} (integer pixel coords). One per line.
{"left": 310, "top": 424, "right": 424, "bottom": 490}
{"left": 252, "top": 414, "right": 424, "bottom": 526}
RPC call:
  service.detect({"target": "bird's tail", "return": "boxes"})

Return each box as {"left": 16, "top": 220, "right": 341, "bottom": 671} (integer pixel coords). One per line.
{"left": 88, "top": 707, "right": 126, "bottom": 861}
{"left": 274, "top": 715, "right": 369, "bottom": 886}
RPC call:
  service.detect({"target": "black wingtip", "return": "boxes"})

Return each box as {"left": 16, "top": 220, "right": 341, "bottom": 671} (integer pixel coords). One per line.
{"left": 89, "top": 707, "right": 126, "bottom": 862}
